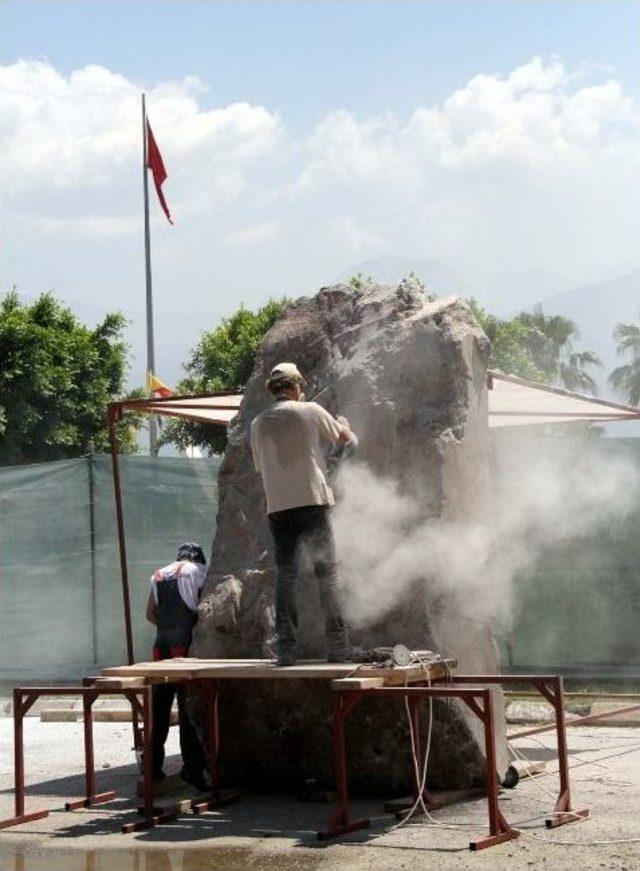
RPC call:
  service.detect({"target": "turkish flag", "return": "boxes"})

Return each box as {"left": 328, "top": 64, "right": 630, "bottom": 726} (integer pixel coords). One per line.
{"left": 146, "top": 121, "right": 173, "bottom": 224}
{"left": 148, "top": 373, "right": 173, "bottom": 399}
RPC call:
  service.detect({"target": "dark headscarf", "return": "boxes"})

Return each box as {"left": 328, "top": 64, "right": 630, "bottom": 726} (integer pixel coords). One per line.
{"left": 176, "top": 541, "right": 206, "bottom": 566}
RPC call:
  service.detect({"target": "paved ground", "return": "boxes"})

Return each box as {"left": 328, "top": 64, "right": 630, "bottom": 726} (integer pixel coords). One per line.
{"left": 0, "top": 718, "right": 638, "bottom": 870}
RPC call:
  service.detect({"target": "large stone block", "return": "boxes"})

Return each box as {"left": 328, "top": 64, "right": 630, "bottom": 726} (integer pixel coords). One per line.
{"left": 191, "top": 280, "right": 507, "bottom": 792}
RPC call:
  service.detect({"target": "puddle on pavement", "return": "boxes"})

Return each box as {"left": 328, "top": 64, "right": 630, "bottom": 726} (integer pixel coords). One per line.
{"left": 0, "top": 845, "right": 324, "bottom": 871}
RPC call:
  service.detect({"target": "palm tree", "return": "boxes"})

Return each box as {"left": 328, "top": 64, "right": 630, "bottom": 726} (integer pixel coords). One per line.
{"left": 517, "top": 306, "right": 601, "bottom": 393}
{"left": 609, "top": 322, "right": 640, "bottom": 405}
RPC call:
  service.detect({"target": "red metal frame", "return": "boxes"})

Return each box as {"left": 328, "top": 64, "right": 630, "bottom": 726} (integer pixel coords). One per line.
{"left": 106, "top": 394, "right": 237, "bottom": 673}
{"left": 117, "top": 678, "right": 239, "bottom": 834}
{"left": 510, "top": 702, "right": 640, "bottom": 739}
{"left": 1, "top": 671, "right": 589, "bottom": 849}
{"left": 0, "top": 679, "right": 240, "bottom": 835}
{"left": 318, "top": 685, "right": 518, "bottom": 851}
{"left": 318, "top": 673, "right": 589, "bottom": 851}
{"left": 442, "top": 674, "right": 589, "bottom": 829}
{"left": 0, "top": 685, "right": 148, "bottom": 830}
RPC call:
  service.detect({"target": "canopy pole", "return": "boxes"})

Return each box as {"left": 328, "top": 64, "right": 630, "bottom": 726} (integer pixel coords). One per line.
{"left": 108, "top": 405, "right": 135, "bottom": 665}
{"left": 142, "top": 93, "right": 158, "bottom": 457}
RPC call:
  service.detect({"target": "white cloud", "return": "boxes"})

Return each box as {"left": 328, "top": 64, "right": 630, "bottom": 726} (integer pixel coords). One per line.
{"left": 0, "top": 60, "right": 282, "bottom": 207}
{"left": 1, "top": 56, "right": 639, "bottom": 384}
{"left": 222, "top": 219, "right": 282, "bottom": 249}
{"left": 327, "top": 215, "right": 383, "bottom": 255}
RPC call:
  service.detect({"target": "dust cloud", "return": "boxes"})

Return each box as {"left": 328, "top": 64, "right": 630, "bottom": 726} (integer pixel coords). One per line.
{"left": 332, "top": 434, "right": 639, "bottom": 631}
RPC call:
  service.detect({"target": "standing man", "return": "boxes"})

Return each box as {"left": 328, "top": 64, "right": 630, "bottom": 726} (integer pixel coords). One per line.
{"left": 250, "top": 363, "right": 357, "bottom": 666}
{"left": 145, "top": 541, "right": 207, "bottom": 789}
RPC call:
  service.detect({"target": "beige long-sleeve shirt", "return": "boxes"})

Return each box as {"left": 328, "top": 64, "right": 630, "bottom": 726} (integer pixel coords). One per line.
{"left": 250, "top": 400, "right": 343, "bottom": 514}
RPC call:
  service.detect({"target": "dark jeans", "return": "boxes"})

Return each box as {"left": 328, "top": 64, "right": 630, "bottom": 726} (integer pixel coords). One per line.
{"left": 152, "top": 682, "right": 205, "bottom": 777}
{"left": 268, "top": 504, "right": 349, "bottom": 660}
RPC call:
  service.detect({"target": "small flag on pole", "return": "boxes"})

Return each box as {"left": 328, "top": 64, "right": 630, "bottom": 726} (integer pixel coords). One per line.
{"left": 147, "top": 372, "right": 173, "bottom": 399}
{"left": 146, "top": 121, "right": 173, "bottom": 224}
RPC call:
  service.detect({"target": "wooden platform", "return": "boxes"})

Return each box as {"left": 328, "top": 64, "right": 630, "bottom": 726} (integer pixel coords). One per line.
{"left": 100, "top": 657, "right": 455, "bottom": 687}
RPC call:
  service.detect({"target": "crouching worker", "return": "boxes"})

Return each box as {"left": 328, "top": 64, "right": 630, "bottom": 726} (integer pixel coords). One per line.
{"left": 145, "top": 541, "right": 207, "bottom": 790}
{"left": 251, "top": 362, "right": 357, "bottom": 666}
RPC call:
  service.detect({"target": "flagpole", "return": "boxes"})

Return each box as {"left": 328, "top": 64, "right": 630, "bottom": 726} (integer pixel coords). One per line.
{"left": 142, "top": 92, "right": 158, "bottom": 456}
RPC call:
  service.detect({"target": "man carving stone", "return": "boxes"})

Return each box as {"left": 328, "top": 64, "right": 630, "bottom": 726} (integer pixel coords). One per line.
{"left": 250, "top": 362, "right": 357, "bottom": 666}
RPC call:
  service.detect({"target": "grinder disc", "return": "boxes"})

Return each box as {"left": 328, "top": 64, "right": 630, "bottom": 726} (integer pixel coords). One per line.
{"left": 391, "top": 644, "right": 412, "bottom": 666}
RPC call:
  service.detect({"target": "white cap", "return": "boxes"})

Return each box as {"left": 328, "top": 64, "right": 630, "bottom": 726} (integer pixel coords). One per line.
{"left": 267, "top": 362, "right": 307, "bottom": 386}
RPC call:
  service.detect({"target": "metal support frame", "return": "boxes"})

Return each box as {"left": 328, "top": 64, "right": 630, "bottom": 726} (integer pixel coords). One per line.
{"left": 107, "top": 405, "right": 134, "bottom": 667}
{"left": 121, "top": 677, "right": 239, "bottom": 834}
{"left": 510, "top": 702, "right": 640, "bottom": 739}
{"left": 318, "top": 673, "right": 589, "bottom": 851}
{"left": 1, "top": 671, "right": 588, "bottom": 849}
{"left": 318, "top": 685, "right": 518, "bottom": 850}
{"left": 0, "top": 685, "right": 147, "bottom": 830}
{"left": 0, "top": 679, "right": 240, "bottom": 835}
{"left": 191, "top": 679, "right": 240, "bottom": 815}
{"left": 442, "top": 674, "right": 590, "bottom": 830}
{"left": 106, "top": 393, "right": 238, "bottom": 674}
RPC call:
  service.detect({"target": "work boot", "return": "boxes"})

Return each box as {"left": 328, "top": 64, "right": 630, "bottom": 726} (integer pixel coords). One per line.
{"left": 276, "top": 651, "right": 296, "bottom": 667}
{"left": 326, "top": 625, "right": 351, "bottom": 663}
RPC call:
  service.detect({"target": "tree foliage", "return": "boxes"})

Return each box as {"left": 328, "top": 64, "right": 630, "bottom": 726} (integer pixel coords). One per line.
{"left": 609, "top": 321, "right": 640, "bottom": 405}
{"left": 160, "top": 299, "right": 289, "bottom": 455}
{"left": 470, "top": 301, "right": 601, "bottom": 392}
{"left": 0, "top": 290, "right": 139, "bottom": 464}
{"left": 347, "top": 272, "right": 373, "bottom": 290}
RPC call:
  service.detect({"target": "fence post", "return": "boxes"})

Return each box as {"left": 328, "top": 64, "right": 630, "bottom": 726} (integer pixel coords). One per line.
{"left": 87, "top": 444, "right": 98, "bottom": 665}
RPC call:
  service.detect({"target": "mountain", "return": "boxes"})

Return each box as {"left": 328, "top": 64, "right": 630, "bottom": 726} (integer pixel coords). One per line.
{"left": 483, "top": 269, "right": 571, "bottom": 318}
{"left": 532, "top": 270, "right": 640, "bottom": 399}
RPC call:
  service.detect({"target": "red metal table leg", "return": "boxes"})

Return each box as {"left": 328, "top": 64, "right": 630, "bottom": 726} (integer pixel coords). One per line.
{"left": 192, "top": 678, "right": 239, "bottom": 814}
{"left": 123, "top": 685, "right": 176, "bottom": 832}
{"left": 65, "top": 689, "right": 116, "bottom": 810}
{"left": 466, "top": 689, "right": 519, "bottom": 851}
{"left": 537, "top": 677, "right": 589, "bottom": 828}
{"left": 0, "top": 690, "right": 49, "bottom": 829}
{"left": 317, "top": 691, "right": 370, "bottom": 841}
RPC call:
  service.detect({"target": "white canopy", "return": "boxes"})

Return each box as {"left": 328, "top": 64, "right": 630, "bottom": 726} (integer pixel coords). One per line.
{"left": 120, "top": 392, "right": 242, "bottom": 426}
{"left": 488, "top": 371, "right": 640, "bottom": 428}
{"left": 117, "top": 375, "right": 640, "bottom": 430}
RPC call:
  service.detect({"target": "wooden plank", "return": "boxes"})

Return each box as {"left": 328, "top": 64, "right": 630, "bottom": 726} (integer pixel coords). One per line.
{"left": 41, "top": 709, "right": 80, "bottom": 722}
{"left": 331, "top": 677, "right": 385, "bottom": 690}
{"left": 371, "top": 661, "right": 455, "bottom": 686}
{"left": 100, "top": 657, "right": 457, "bottom": 683}
{"left": 101, "top": 661, "right": 198, "bottom": 681}
{"left": 93, "top": 709, "right": 178, "bottom": 724}
{"left": 510, "top": 759, "right": 547, "bottom": 779}
{"left": 94, "top": 677, "right": 146, "bottom": 689}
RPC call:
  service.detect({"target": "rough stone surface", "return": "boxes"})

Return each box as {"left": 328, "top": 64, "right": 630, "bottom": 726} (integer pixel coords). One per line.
{"left": 191, "top": 280, "right": 507, "bottom": 793}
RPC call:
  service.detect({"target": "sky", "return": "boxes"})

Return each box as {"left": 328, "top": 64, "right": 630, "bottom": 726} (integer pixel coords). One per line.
{"left": 1, "top": 0, "right": 639, "bottom": 387}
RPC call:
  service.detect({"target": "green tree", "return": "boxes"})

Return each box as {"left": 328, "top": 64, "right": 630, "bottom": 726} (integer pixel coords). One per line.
{"left": 0, "top": 289, "right": 139, "bottom": 464}
{"left": 516, "top": 307, "right": 601, "bottom": 393}
{"left": 160, "top": 298, "right": 289, "bottom": 455}
{"left": 470, "top": 301, "right": 547, "bottom": 382}
{"left": 470, "top": 301, "right": 601, "bottom": 392}
{"left": 609, "top": 321, "right": 640, "bottom": 404}
{"left": 347, "top": 272, "right": 373, "bottom": 290}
